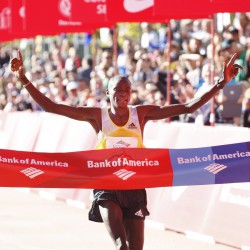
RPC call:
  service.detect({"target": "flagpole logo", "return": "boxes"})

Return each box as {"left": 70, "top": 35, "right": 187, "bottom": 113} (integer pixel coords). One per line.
{"left": 113, "top": 169, "right": 136, "bottom": 180}
{"left": 204, "top": 163, "right": 228, "bottom": 174}
{"left": 20, "top": 167, "right": 44, "bottom": 179}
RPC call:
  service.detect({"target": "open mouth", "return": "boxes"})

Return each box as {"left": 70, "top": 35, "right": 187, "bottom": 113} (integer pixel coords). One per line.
{"left": 117, "top": 99, "right": 128, "bottom": 105}
{"left": 118, "top": 97, "right": 128, "bottom": 102}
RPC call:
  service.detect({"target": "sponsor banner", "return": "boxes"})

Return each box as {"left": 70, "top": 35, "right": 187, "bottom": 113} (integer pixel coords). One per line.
{"left": 170, "top": 142, "right": 250, "bottom": 186}
{"left": 0, "top": 142, "right": 249, "bottom": 189}
{"left": 0, "top": 148, "right": 173, "bottom": 189}
{"left": 25, "top": 0, "right": 113, "bottom": 36}
{"left": 170, "top": 146, "right": 215, "bottom": 186}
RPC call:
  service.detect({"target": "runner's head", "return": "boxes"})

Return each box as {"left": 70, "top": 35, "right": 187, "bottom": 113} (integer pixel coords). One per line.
{"left": 106, "top": 75, "right": 132, "bottom": 108}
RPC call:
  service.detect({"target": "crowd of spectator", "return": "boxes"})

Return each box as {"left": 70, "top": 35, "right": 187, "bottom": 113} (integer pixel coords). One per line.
{"left": 1, "top": 14, "right": 250, "bottom": 127}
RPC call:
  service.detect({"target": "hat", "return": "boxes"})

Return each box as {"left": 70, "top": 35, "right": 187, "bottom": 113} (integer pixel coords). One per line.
{"left": 11, "top": 90, "right": 18, "bottom": 97}
{"left": 221, "top": 39, "right": 234, "bottom": 50}
{"left": 66, "top": 81, "right": 78, "bottom": 92}
{"left": 228, "top": 26, "right": 238, "bottom": 34}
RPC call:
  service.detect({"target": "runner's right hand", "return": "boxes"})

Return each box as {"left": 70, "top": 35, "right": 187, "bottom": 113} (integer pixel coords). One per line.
{"left": 10, "top": 50, "right": 26, "bottom": 80}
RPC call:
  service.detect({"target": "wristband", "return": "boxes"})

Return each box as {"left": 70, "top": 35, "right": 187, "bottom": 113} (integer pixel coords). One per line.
{"left": 216, "top": 79, "right": 224, "bottom": 89}
{"left": 23, "top": 81, "right": 31, "bottom": 88}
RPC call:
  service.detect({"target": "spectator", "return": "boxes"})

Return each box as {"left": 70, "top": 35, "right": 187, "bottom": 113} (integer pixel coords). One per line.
{"left": 4, "top": 88, "right": 33, "bottom": 112}
{"left": 243, "top": 98, "right": 250, "bottom": 127}
{"left": 95, "top": 50, "right": 114, "bottom": 89}
{"left": 244, "top": 38, "right": 250, "bottom": 81}
{"left": 77, "top": 55, "right": 93, "bottom": 83}
{"left": 65, "top": 81, "right": 80, "bottom": 107}
{"left": 0, "top": 47, "right": 10, "bottom": 68}
{"left": 140, "top": 23, "right": 160, "bottom": 52}
{"left": 117, "top": 38, "right": 134, "bottom": 76}
{"left": 133, "top": 54, "right": 154, "bottom": 84}
{"left": 64, "top": 47, "right": 81, "bottom": 73}
{"left": 186, "top": 62, "right": 222, "bottom": 125}
{"left": 242, "top": 87, "right": 250, "bottom": 127}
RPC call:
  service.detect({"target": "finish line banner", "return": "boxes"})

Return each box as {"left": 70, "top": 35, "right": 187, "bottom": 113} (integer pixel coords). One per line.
{"left": 0, "top": 142, "right": 249, "bottom": 189}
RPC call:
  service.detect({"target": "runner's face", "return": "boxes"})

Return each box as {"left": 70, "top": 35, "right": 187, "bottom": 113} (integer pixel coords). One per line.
{"left": 108, "top": 79, "right": 131, "bottom": 108}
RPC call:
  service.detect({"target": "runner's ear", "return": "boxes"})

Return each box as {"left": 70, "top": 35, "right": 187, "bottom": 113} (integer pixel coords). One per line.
{"left": 106, "top": 89, "right": 109, "bottom": 96}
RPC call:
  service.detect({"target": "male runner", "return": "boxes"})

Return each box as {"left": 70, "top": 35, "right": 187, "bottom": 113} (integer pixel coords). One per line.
{"left": 10, "top": 51, "right": 242, "bottom": 250}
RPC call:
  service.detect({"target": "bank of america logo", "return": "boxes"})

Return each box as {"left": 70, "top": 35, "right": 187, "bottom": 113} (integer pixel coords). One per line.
{"left": 204, "top": 163, "right": 228, "bottom": 174}
{"left": 128, "top": 122, "right": 137, "bottom": 129}
{"left": 20, "top": 167, "right": 44, "bottom": 179}
{"left": 114, "top": 140, "right": 130, "bottom": 148}
{"left": 113, "top": 169, "right": 136, "bottom": 180}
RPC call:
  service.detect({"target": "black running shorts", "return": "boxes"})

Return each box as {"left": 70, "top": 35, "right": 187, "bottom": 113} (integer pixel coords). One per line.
{"left": 88, "top": 189, "right": 150, "bottom": 222}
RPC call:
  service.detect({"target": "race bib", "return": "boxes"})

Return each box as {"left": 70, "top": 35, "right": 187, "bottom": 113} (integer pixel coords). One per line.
{"left": 106, "top": 137, "right": 138, "bottom": 148}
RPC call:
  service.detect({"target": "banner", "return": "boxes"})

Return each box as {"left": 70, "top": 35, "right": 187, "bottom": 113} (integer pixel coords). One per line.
{"left": 0, "top": 142, "right": 249, "bottom": 189}
{"left": 154, "top": 0, "right": 250, "bottom": 19}
{"left": 25, "top": 0, "right": 113, "bottom": 36}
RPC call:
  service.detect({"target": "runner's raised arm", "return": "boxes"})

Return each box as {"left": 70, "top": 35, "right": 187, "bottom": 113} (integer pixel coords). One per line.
{"left": 10, "top": 50, "right": 101, "bottom": 132}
